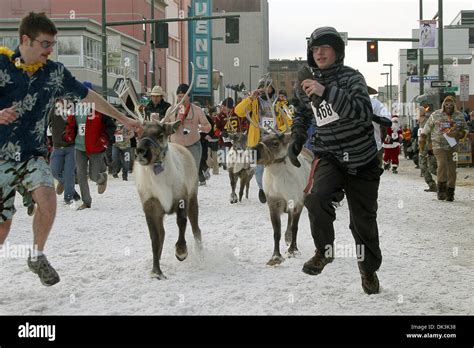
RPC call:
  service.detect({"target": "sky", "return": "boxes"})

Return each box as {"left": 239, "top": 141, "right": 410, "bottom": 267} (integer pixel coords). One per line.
{"left": 268, "top": 0, "right": 473, "bottom": 90}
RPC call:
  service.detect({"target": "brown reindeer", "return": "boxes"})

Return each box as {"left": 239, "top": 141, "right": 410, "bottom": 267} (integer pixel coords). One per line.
{"left": 134, "top": 120, "right": 202, "bottom": 279}
{"left": 227, "top": 132, "right": 255, "bottom": 204}
{"left": 251, "top": 132, "right": 313, "bottom": 266}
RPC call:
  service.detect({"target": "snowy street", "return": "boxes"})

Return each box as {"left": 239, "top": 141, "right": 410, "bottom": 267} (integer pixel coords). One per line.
{"left": 0, "top": 158, "right": 473, "bottom": 315}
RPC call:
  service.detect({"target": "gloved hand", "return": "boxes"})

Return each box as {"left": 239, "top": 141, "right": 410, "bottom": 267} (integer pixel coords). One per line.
{"left": 288, "top": 132, "right": 306, "bottom": 168}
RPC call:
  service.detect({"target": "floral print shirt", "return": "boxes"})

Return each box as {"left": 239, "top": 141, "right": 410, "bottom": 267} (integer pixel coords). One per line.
{"left": 0, "top": 48, "right": 88, "bottom": 162}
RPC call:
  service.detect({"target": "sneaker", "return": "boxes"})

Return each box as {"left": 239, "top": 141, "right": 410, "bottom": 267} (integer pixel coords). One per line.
{"left": 112, "top": 173, "right": 119, "bottom": 178}
{"left": 56, "top": 182, "right": 64, "bottom": 195}
{"left": 359, "top": 268, "right": 380, "bottom": 295}
{"left": 122, "top": 177, "right": 128, "bottom": 181}
{"left": 424, "top": 182, "right": 437, "bottom": 192}
{"left": 73, "top": 191, "right": 81, "bottom": 201}
{"left": 258, "top": 189, "right": 267, "bottom": 203}
{"left": 199, "top": 181, "right": 206, "bottom": 186}
{"left": 77, "top": 203, "right": 91, "bottom": 210}
{"left": 64, "top": 198, "right": 73, "bottom": 205}
{"left": 302, "top": 250, "right": 334, "bottom": 275}
{"left": 98, "top": 175, "right": 107, "bottom": 194}
{"left": 27, "top": 254, "right": 60, "bottom": 286}
{"left": 392, "top": 167, "right": 398, "bottom": 174}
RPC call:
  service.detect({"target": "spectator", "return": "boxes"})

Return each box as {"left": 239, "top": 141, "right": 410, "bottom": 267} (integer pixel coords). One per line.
{"left": 144, "top": 85, "right": 171, "bottom": 121}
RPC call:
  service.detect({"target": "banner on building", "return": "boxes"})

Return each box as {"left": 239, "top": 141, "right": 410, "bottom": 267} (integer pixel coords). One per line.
{"left": 107, "top": 35, "right": 122, "bottom": 67}
{"left": 419, "top": 20, "right": 437, "bottom": 49}
{"left": 407, "top": 49, "right": 418, "bottom": 76}
{"left": 189, "top": 0, "right": 213, "bottom": 96}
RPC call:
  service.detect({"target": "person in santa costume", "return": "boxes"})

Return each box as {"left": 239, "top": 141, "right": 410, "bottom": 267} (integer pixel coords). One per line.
{"left": 382, "top": 115, "right": 402, "bottom": 173}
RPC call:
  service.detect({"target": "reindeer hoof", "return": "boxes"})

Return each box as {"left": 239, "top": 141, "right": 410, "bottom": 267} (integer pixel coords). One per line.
{"left": 230, "top": 193, "right": 238, "bottom": 204}
{"left": 266, "top": 255, "right": 285, "bottom": 266}
{"left": 286, "top": 248, "right": 301, "bottom": 258}
{"left": 151, "top": 270, "right": 167, "bottom": 280}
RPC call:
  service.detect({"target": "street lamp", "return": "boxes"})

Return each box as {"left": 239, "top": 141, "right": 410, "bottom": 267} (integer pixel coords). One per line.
{"left": 380, "top": 72, "right": 389, "bottom": 103}
{"left": 249, "top": 65, "right": 259, "bottom": 92}
{"left": 383, "top": 63, "right": 393, "bottom": 109}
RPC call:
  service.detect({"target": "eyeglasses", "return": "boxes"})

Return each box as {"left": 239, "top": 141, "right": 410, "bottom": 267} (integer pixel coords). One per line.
{"left": 310, "top": 44, "right": 332, "bottom": 52}
{"left": 33, "top": 39, "right": 57, "bottom": 49}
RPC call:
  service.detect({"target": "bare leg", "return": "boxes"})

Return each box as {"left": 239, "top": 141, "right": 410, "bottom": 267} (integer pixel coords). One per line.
{"left": 0, "top": 219, "right": 13, "bottom": 245}
{"left": 31, "top": 187, "right": 56, "bottom": 251}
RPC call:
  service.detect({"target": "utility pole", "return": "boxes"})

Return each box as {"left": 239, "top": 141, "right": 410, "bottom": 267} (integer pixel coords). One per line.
{"left": 381, "top": 72, "right": 389, "bottom": 103}
{"left": 384, "top": 63, "right": 393, "bottom": 111}
{"left": 419, "top": 0, "right": 424, "bottom": 96}
{"left": 101, "top": 0, "right": 107, "bottom": 99}
{"left": 438, "top": 0, "right": 444, "bottom": 106}
{"left": 150, "top": 0, "right": 156, "bottom": 87}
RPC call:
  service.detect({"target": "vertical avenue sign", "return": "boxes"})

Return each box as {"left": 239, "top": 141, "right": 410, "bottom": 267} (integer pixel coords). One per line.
{"left": 189, "top": 0, "right": 213, "bottom": 96}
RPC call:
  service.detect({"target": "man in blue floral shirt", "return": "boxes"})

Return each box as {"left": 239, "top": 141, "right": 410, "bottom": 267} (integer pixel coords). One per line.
{"left": 0, "top": 12, "right": 142, "bottom": 286}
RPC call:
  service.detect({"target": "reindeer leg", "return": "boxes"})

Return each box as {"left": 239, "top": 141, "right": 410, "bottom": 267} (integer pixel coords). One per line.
{"left": 287, "top": 208, "right": 302, "bottom": 258}
{"left": 143, "top": 198, "right": 167, "bottom": 279}
{"left": 187, "top": 192, "right": 203, "bottom": 251}
{"left": 238, "top": 175, "right": 246, "bottom": 202}
{"left": 229, "top": 169, "right": 238, "bottom": 204}
{"left": 284, "top": 211, "right": 292, "bottom": 246}
{"left": 266, "top": 199, "right": 284, "bottom": 266}
{"left": 175, "top": 199, "right": 188, "bottom": 261}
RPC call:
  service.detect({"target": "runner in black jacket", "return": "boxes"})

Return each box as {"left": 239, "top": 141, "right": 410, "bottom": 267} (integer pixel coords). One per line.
{"left": 288, "top": 26, "right": 382, "bottom": 295}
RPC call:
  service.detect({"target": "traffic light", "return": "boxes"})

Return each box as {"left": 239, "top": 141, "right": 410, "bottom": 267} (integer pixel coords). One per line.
{"left": 367, "top": 40, "right": 378, "bottom": 62}
{"left": 225, "top": 17, "right": 239, "bottom": 44}
{"left": 155, "top": 22, "right": 169, "bottom": 48}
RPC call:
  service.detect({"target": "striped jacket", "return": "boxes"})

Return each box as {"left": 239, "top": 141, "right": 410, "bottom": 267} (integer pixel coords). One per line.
{"left": 292, "top": 63, "right": 377, "bottom": 174}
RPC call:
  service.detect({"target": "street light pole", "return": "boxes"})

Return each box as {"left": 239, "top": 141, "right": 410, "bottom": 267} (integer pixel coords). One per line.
{"left": 381, "top": 72, "right": 389, "bottom": 103}
{"left": 383, "top": 63, "right": 393, "bottom": 110}
{"left": 249, "top": 65, "right": 259, "bottom": 93}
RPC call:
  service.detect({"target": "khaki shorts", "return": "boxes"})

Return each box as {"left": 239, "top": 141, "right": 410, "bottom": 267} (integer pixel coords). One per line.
{"left": 0, "top": 157, "right": 54, "bottom": 222}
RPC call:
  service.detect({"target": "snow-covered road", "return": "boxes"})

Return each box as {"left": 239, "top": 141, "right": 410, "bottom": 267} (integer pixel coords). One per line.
{"left": 1, "top": 158, "right": 473, "bottom": 315}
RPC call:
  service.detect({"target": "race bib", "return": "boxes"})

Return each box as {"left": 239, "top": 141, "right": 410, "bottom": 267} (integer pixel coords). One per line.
{"left": 78, "top": 124, "right": 86, "bottom": 136}
{"left": 438, "top": 121, "right": 451, "bottom": 132}
{"left": 311, "top": 100, "right": 340, "bottom": 127}
{"left": 115, "top": 134, "right": 124, "bottom": 142}
{"left": 222, "top": 137, "right": 231, "bottom": 143}
{"left": 261, "top": 117, "right": 275, "bottom": 132}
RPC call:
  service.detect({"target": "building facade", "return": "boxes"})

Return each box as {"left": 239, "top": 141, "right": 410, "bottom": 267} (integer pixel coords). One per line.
{"left": 212, "top": 0, "right": 269, "bottom": 103}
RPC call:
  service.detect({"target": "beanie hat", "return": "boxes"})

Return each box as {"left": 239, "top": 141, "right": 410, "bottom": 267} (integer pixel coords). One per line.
{"left": 176, "top": 83, "right": 190, "bottom": 95}
{"left": 307, "top": 27, "right": 345, "bottom": 68}
{"left": 83, "top": 81, "right": 92, "bottom": 89}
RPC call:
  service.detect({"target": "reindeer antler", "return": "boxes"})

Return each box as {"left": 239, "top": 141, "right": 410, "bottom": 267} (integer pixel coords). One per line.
{"left": 113, "top": 65, "right": 145, "bottom": 122}
{"left": 161, "top": 62, "right": 195, "bottom": 122}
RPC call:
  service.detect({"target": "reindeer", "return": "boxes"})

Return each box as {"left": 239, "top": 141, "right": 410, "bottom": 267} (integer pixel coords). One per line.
{"left": 227, "top": 131, "right": 255, "bottom": 204}
{"left": 134, "top": 120, "right": 202, "bottom": 279}
{"left": 114, "top": 64, "right": 202, "bottom": 279}
{"left": 245, "top": 77, "right": 313, "bottom": 265}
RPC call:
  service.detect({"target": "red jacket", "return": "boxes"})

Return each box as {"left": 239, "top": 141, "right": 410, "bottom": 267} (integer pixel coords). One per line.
{"left": 64, "top": 111, "right": 116, "bottom": 154}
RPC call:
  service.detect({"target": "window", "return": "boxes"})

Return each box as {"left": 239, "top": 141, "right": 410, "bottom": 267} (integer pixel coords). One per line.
{"left": 168, "top": 37, "right": 180, "bottom": 60}
{"left": 57, "top": 36, "right": 82, "bottom": 67}
{"left": 0, "top": 37, "right": 20, "bottom": 50}
{"left": 83, "top": 36, "right": 101, "bottom": 71}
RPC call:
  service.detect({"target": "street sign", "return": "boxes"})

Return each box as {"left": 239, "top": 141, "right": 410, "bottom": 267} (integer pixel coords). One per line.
{"left": 460, "top": 74, "right": 469, "bottom": 102}
{"left": 431, "top": 80, "right": 452, "bottom": 88}
{"left": 444, "top": 87, "right": 458, "bottom": 92}
{"left": 410, "top": 76, "right": 438, "bottom": 83}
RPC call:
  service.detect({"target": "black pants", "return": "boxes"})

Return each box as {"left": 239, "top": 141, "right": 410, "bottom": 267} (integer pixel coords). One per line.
{"left": 304, "top": 157, "right": 383, "bottom": 274}
{"left": 199, "top": 140, "right": 209, "bottom": 182}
